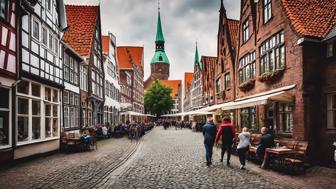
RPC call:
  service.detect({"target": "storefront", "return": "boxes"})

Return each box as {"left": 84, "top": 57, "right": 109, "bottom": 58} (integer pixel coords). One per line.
{"left": 14, "top": 79, "right": 60, "bottom": 159}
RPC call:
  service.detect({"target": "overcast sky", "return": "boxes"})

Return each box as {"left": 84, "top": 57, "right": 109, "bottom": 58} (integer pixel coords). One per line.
{"left": 64, "top": 0, "right": 240, "bottom": 80}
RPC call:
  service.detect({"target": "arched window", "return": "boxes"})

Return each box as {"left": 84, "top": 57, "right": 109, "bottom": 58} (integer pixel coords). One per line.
{"left": 159, "top": 56, "right": 163, "bottom": 61}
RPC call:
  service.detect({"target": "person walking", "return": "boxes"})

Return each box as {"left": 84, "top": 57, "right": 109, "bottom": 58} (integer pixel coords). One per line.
{"left": 215, "top": 116, "right": 236, "bottom": 166}
{"left": 202, "top": 115, "right": 217, "bottom": 166}
{"left": 237, "top": 127, "right": 251, "bottom": 169}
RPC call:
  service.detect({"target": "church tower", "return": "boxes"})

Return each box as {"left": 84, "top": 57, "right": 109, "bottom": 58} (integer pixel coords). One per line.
{"left": 150, "top": 3, "right": 170, "bottom": 80}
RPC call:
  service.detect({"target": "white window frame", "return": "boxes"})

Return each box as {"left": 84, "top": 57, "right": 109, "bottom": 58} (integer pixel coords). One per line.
{"left": 16, "top": 79, "right": 60, "bottom": 146}
{"left": 32, "top": 17, "right": 40, "bottom": 41}
{"left": 243, "top": 19, "right": 249, "bottom": 43}
{"left": 263, "top": 0, "right": 272, "bottom": 24}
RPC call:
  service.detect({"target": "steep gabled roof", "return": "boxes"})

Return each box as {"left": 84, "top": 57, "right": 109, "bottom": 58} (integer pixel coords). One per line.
{"left": 281, "top": 0, "right": 336, "bottom": 39}
{"left": 227, "top": 19, "right": 239, "bottom": 50}
{"left": 63, "top": 5, "right": 99, "bottom": 57}
{"left": 117, "top": 46, "right": 144, "bottom": 70}
{"left": 184, "top": 72, "right": 193, "bottom": 94}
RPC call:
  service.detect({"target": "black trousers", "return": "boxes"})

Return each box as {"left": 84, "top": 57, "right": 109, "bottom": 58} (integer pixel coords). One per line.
{"left": 221, "top": 142, "right": 232, "bottom": 163}
{"left": 237, "top": 147, "right": 248, "bottom": 166}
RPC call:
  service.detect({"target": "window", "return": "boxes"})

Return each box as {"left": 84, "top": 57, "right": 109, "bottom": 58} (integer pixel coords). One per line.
{"left": 0, "top": 87, "right": 10, "bottom": 147}
{"left": 80, "top": 65, "right": 88, "bottom": 91}
{"left": 32, "top": 19, "right": 40, "bottom": 40}
{"left": 260, "top": 31, "right": 285, "bottom": 74}
{"left": 46, "top": 0, "right": 51, "bottom": 11}
{"left": 263, "top": 0, "right": 272, "bottom": 24}
{"left": 225, "top": 73, "right": 231, "bottom": 89}
{"left": 49, "top": 34, "right": 53, "bottom": 50}
{"left": 243, "top": 19, "right": 249, "bottom": 43}
{"left": 42, "top": 27, "right": 47, "bottom": 46}
{"left": 326, "top": 43, "right": 334, "bottom": 58}
{"left": 64, "top": 53, "right": 79, "bottom": 85}
{"left": 216, "top": 78, "right": 221, "bottom": 97}
{"left": 278, "top": 103, "right": 293, "bottom": 133}
{"left": 327, "top": 94, "right": 336, "bottom": 129}
{"left": 240, "top": 107, "right": 257, "bottom": 131}
{"left": 0, "top": 0, "right": 8, "bottom": 20}
{"left": 17, "top": 81, "right": 59, "bottom": 143}
{"left": 92, "top": 70, "right": 103, "bottom": 98}
{"left": 239, "top": 52, "right": 256, "bottom": 84}
{"left": 105, "top": 81, "right": 109, "bottom": 97}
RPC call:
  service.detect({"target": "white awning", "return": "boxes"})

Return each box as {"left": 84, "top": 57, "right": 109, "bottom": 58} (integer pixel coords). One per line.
{"left": 120, "top": 103, "right": 132, "bottom": 108}
{"left": 120, "top": 111, "right": 153, "bottom": 117}
{"left": 222, "top": 91, "right": 294, "bottom": 110}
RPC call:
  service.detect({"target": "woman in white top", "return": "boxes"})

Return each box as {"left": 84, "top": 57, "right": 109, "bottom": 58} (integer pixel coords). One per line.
{"left": 237, "top": 127, "right": 251, "bottom": 169}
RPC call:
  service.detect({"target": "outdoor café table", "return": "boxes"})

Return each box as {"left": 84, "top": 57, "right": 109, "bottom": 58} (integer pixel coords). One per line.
{"left": 261, "top": 148, "right": 295, "bottom": 169}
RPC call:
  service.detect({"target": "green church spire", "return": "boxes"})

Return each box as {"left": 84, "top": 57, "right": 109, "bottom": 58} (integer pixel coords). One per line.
{"left": 151, "top": 0, "right": 170, "bottom": 64}
{"left": 194, "top": 42, "right": 201, "bottom": 69}
{"left": 156, "top": 9, "right": 165, "bottom": 42}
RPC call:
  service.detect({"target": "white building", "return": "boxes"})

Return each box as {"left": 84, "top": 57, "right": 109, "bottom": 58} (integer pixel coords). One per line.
{"left": 15, "top": 0, "right": 67, "bottom": 159}
{"left": 102, "top": 33, "right": 121, "bottom": 126}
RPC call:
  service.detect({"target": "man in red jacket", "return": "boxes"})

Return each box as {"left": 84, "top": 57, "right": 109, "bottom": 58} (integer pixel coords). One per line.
{"left": 215, "top": 116, "right": 236, "bottom": 165}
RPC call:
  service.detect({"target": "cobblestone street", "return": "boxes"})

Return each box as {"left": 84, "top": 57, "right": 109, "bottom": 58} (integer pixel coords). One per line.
{"left": 1, "top": 127, "right": 335, "bottom": 189}
{"left": 110, "top": 128, "right": 298, "bottom": 189}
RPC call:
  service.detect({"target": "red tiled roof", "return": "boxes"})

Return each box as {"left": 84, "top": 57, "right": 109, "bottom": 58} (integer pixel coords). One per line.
{"left": 184, "top": 72, "right": 193, "bottom": 94}
{"left": 227, "top": 19, "right": 239, "bottom": 50}
{"left": 160, "top": 80, "right": 182, "bottom": 99}
{"left": 117, "top": 46, "right": 144, "bottom": 70}
{"left": 281, "top": 0, "right": 336, "bottom": 38}
{"left": 63, "top": 5, "right": 99, "bottom": 57}
{"left": 102, "top": 35, "right": 109, "bottom": 54}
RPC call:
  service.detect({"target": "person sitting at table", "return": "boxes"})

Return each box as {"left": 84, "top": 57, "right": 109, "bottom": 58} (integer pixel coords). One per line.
{"left": 256, "top": 127, "right": 275, "bottom": 163}
{"left": 80, "top": 129, "right": 91, "bottom": 144}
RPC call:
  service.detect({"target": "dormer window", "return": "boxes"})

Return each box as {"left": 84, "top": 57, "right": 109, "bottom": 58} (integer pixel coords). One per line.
{"left": 159, "top": 56, "right": 163, "bottom": 61}
{"left": 243, "top": 19, "right": 249, "bottom": 43}
{"left": 263, "top": 0, "right": 272, "bottom": 24}
{"left": 0, "top": 0, "right": 8, "bottom": 20}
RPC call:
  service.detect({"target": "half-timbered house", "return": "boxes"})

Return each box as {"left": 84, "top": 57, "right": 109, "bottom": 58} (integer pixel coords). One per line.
{"left": 14, "top": 0, "right": 67, "bottom": 160}
{"left": 63, "top": 5, "right": 104, "bottom": 128}
{"left": 61, "top": 42, "right": 83, "bottom": 132}
{"left": 0, "top": 0, "right": 21, "bottom": 163}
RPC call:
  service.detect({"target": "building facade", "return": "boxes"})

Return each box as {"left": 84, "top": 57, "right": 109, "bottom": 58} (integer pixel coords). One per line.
{"left": 63, "top": 5, "right": 104, "bottom": 128}
{"left": 0, "top": 0, "right": 21, "bottom": 163}
{"left": 117, "top": 46, "right": 144, "bottom": 116}
{"left": 183, "top": 72, "right": 193, "bottom": 113}
{"left": 207, "top": 0, "right": 336, "bottom": 165}
{"left": 62, "top": 43, "right": 83, "bottom": 133}
{"left": 215, "top": 1, "right": 239, "bottom": 105}
{"left": 102, "top": 33, "right": 121, "bottom": 126}
{"left": 14, "top": 0, "right": 67, "bottom": 160}
{"left": 191, "top": 44, "right": 203, "bottom": 110}
{"left": 202, "top": 56, "right": 217, "bottom": 107}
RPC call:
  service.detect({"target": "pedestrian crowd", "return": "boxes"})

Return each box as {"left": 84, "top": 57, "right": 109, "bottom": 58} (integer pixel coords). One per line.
{"left": 202, "top": 115, "right": 274, "bottom": 169}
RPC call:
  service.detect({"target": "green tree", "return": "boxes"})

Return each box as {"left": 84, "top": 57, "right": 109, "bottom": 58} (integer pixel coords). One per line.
{"left": 144, "top": 80, "right": 174, "bottom": 117}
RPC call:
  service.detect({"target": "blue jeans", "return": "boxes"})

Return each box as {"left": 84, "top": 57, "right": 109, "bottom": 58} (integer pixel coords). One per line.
{"left": 204, "top": 142, "right": 214, "bottom": 163}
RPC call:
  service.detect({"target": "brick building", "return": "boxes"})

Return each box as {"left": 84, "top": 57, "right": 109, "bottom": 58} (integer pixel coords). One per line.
{"left": 201, "top": 56, "right": 217, "bottom": 107}
{"left": 117, "top": 46, "right": 144, "bottom": 115}
{"left": 215, "top": 1, "right": 239, "bottom": 105}
{"left": 204, "top": 0, "right": 336, "bottom": 165}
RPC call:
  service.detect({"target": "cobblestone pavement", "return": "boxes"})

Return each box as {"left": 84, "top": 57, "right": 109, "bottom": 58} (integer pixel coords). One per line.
{"left": 0, "top": 137, "right": 139, "bottom": 189}
{"left": 109, "top": 127, "right": 298, "bottom": 189}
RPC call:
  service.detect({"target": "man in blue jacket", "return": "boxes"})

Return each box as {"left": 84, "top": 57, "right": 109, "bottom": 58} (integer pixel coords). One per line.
{"left": 202, "top": 115, "right": 217, "bottom": 166}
